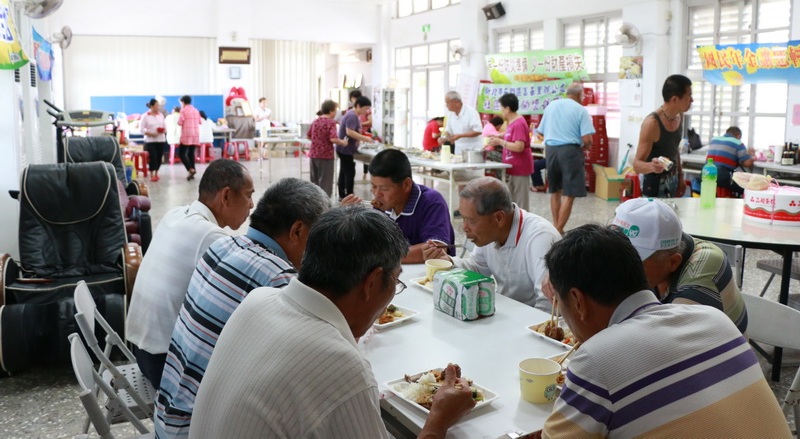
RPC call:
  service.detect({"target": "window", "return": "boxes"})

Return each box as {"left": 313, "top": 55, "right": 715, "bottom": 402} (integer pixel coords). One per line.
{"left": 398, "top": 0, "right": 460, "bottom": 17}
{"left": 563, "top": 15, "right": 622, "bottom": 138}
{"left": 495, "top": 26, "right": 544, "bottom": 53}
{"left": 685, "top": 0, "right": 791, "bottom": 149}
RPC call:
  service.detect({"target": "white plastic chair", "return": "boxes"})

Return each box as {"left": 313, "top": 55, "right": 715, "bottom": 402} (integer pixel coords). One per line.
{"left": 73, "top": 281, "right": 155, "bottom": 431}
{"left": 741, "top": 293, "right": 800, "bottom": 431}
{"left": 706, "top": 240, "right": 744, "bottom": 288}
{"left": 69, "top": 334, "right": 154, "bottom": 439}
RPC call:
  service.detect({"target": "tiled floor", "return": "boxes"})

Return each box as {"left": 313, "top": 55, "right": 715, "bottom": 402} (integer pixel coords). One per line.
{"left": 1, "top": 153, "right": 798, "bottom": 438}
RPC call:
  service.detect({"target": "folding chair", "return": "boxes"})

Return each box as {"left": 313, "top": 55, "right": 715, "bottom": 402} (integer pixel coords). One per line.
{"left": 69, "top": 334, "right": 153, "bottom": 439}
{"left": 756, "top": 252, "right": 800, "bottom": 297}
{"left": 73, "top": 281, "right": 155, "bottom": 432}
{"left": 741, "top": 293, "right": 800, "bottom": 433}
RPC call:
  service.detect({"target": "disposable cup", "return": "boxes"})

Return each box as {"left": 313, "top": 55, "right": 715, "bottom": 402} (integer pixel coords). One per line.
{"left": 518, "top": 358, "right": 561, "bottom": 404}
{"left": 425, "top": 259, "right": 453, "bottom": 281}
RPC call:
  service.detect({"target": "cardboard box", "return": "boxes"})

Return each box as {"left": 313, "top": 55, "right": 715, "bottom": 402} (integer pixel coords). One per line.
{"left": 432, "top": 268, "right": 495, "bottom": 321}
{"left": 592, "top": 164, "right": 625, "bottom": 201}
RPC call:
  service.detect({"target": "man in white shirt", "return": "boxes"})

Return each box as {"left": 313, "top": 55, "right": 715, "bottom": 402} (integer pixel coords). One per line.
{"left": 423, "top": 177, "right": 561, "bottom": 311}
{"left": 125, "top": 159, "right": 255, "bottom": 388}
{"left": 190, "top": 206, "right": 476, "bottom": 438}
{"left": 440, "top": 91, "right": 483, "bottom": 155}
{"left": 253, "top": 97, "right": 272, "bottom": 136}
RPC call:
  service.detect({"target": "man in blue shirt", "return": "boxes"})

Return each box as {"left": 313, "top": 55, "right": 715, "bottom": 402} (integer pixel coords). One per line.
{"left": 154, "top": 178, "right": 331, "bottom": 439}
{"left": 536, "top": 83, "right": 595, "bottom": 235}
{"left": 707, "top": 126, "right": 754, "bottom": 197}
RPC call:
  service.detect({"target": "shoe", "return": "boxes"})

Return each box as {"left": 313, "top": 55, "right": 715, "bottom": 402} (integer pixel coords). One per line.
{"left": 150, "top": 175, "right": 160, "bottom": 182}
{"left": 187, "top": 169, "right": 196, "bottom": 181}
{"left": 530, "top": 186, "right": 545, "bottom": 192}
{"left": 453, "top": 210, "right": 462, "bottom": 218}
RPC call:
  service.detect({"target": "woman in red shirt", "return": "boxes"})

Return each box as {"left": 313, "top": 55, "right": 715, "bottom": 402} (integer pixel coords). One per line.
{"left": 308, "top": 100, "right": 347, "bottom": 197}
{"left": 422, "top": 117, "right": 444, "bottom": 151}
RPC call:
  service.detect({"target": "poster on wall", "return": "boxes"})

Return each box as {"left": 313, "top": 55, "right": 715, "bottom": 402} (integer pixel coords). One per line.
{"left": 456, "top": 72, "right": 480, "bottom": 107}
{"left": 32, "top": 27, "right": 53, "bottom": 81}
{"left": 619, "top": 56, "right": 643, "bottom": 80}
{"left": 696, "top": 41, "right": 800, "bottom": 85}
{"left": 0, "top": 0, "right": 29, "bottom": 70}
{"left": 485, "top": 49, "right": 589, "bottom": 84}
{"left": 476, "top": 79, "right": 573, "bottom": 115}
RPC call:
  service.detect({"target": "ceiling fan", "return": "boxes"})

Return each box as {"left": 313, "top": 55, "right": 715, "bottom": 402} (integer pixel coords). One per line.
{"left": 16, "top": 0, "right": 64, "bottom": 19}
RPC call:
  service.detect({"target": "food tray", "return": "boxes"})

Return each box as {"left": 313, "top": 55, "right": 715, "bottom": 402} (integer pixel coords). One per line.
{"left": 409, "top": 277, "right": 434, "bottom": 293}
{"left": 384, "top": 371, "right": 498, "bottom": 414}
{"left": 526, "top": 318, "right": 577, "bottom": 349}
{"left": 373, "top": 305, "right": 418, "bottom": 330}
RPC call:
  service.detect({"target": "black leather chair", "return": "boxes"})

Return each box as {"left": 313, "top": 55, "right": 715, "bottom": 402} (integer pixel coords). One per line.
{"left": 0, "top": 162, "right": 142, "bottom": 374}
{"left": 64, "top": 136, "right": 152, "bottom": 252}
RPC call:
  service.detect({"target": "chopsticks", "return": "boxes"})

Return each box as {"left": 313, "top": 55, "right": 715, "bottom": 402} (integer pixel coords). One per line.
{"left": 432, "top": 244, "right": 457, "bottom": 249}
{"left": 424, "top": 382, "right": 463, "bottom": 389}
{"left": 556, "top": 342, "right": 581, "bottom": 365}
{"left": 550, "top": 296, "right": 559, "bottom": 326}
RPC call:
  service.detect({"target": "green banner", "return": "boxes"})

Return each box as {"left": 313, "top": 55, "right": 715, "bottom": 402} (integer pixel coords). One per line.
{"left": 477, "top": 79, "right": 574, "bottom": 115}
{"left": 485, "top": 49, "right": 589, "bottom": 84}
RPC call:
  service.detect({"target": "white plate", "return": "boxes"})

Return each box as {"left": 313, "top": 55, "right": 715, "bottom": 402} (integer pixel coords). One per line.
{"left": 373, "top": 305, "right": 418, "bottom": 330}
{"left": 526, "top": 318, "right": 577, "bottom": 349}
{"left": 384, "top": 371, "right": 498, "bottom": 414}
{"left": 410, "top": 276, "right": 434, "bottom": 293}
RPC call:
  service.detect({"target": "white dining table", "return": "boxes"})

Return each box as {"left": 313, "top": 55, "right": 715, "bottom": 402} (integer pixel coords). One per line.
{"left": 355, "top": 147, "right": 512, "bottom": 219}
{"left": 257, "top": 136, "right": 311, "bottom": 182}
{"left": 362, "top": 264, "right": 567, "bottom": 438}
{"left": 668, "top": 197, "right": 800, "bottom": 380}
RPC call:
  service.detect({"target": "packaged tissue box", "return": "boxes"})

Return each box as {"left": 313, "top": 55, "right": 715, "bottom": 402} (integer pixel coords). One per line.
{"left": 432, "top": 268, "right": 495, "bottom": 321}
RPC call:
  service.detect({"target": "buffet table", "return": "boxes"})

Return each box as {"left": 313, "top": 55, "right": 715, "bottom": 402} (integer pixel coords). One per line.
{"left": 355, "top": 147, "right": 512, "bottom": 219}
{"left": 753, "top": 161, "right": 800, "bottom": 186}
{"left": 364, "top": 264, "right": 566, "bottom": 438}
{"left": 668, "top": 197, "right": 800, "bottom": 380}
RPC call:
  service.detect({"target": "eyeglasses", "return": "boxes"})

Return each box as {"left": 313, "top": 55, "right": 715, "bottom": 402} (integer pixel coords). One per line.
{"left": 388, "top": 272, "right": 407, "bottom": 295}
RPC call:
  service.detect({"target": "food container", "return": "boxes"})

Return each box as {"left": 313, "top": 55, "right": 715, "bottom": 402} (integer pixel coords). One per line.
{"left": 432, "top": 268, "right": 495, "bottom": 321}
{"left": 462, "top": 149, "right": 485, "bottom": 163}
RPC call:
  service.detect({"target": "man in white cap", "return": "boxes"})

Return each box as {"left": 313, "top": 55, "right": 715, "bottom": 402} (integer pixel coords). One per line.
{"left": 611, "top": 197, "right": 747, "bottom": 333}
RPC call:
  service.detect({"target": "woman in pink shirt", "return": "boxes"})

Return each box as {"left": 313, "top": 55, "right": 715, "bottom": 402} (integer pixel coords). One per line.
{"left": 139, "top": 98, "right": 167, "bottom": 182}
{"left": 307, "top": 100, "right": 347, "bottom": 197}
{"left": 177, "top": 95, "right": 201, "bottom": 181}
{"left": 487, "top": 93, "right": 533, "bottom": 210}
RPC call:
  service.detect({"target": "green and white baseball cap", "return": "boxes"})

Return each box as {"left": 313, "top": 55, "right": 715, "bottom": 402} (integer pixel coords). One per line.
{"left": 612, "top": 198, "right": 683, "bottom": 260}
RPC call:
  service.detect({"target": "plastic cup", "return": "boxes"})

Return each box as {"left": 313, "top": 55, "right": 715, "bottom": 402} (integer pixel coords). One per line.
{"left": 425, "top": 259, "right": 453, "bottom": 281}
{"left": 519, "top": 358, "right": 561, "bottom": 404}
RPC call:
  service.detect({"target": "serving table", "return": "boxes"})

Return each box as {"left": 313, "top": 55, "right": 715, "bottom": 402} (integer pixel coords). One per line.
{"left": 753, "top": 161, "right": 800, "bottom": 186}
{"left": 669, "top": 197, "right": 800, "bottom": 380}
{"left": 355, "top": 147, "right": 512, "bottom": 219}
{"left": 363, "top": 264, "right": 566, "bottom": 438}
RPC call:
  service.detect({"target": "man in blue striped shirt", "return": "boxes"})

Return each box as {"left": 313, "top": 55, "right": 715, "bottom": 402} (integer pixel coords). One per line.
{"left": 540, "top": 224, "right": 788, "bottom": 438}
{"left": 154, "top": 178, "right": 331, "bottom": 439}
{"left": 707, "top": 126, "right": 754, "bottom": 196}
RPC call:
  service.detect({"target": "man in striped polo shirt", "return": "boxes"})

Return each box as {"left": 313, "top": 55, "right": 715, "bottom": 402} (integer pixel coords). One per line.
{"left": 706, "top": 126, "right": 754, "bottom": 197}
{"left": 540, "top": 224, "right": 788, "bottom": 438}
{"left": 154, "top": 178, "right": 330, "bottom": 439}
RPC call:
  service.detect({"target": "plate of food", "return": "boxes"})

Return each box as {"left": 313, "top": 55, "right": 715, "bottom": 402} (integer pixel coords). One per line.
{"left": 384, "top": 367, "right": 498, "bottom": 414}
{"left": 527, "top": 318, "right": 577, "bottom": 348}
{"left": 410, "top": 277, "right": 434, "bottom": 293}
{"left": 373, "top": 304, "right": 417, "bottom": 330}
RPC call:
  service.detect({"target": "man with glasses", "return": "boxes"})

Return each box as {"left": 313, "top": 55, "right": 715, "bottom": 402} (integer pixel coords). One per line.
{"left": 191, "top": 206, "right": 476, "bottom": 438}
{"left": 423, "top": 177, "right": 560, "bottom": 311}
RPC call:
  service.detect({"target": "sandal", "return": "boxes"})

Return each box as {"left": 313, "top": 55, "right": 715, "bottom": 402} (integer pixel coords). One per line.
{"left": 530, "top": 186, "right": 545, "bottom": 192}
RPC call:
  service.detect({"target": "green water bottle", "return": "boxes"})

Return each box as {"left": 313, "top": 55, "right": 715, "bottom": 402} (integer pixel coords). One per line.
{"left": 700, "top": 158, "right": 717, "bottom": 208}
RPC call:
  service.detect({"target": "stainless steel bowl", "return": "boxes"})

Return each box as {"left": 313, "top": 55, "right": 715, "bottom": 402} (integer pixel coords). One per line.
{"left": 462, "top": 149, "right": 485, "bottom": 163}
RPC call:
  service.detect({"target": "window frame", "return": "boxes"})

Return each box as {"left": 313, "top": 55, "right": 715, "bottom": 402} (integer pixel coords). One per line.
{"left": 397, "top": 0, "right": 460, "bottom": 18}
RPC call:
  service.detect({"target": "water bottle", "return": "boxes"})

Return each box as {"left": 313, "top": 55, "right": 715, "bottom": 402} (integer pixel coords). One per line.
{"left": 700, "top": 158, "right": 717, "bottom": 208}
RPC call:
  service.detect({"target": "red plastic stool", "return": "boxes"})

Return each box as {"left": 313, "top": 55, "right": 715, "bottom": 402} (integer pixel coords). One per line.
{"left": 620, "top": 174, "right": 641, "bottom": 203}
{"left": 169, "top": 144, "right": 180, "bottom": 164}
{"left": 131, "top": 151, "right": 149, "bottom": 177}
{"left": 717, "top": 186, "right": 733, "bottom": 198}
{"left": 224, "top": 140, "right": 251, "bottom": 161}
{"left": 196, "top": 143, "right": 214, "bottom": 163}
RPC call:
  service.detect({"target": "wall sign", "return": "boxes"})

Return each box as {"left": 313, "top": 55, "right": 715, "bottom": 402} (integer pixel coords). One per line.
{"left": 218, "top": 47, "right": 251, "bottom": 64}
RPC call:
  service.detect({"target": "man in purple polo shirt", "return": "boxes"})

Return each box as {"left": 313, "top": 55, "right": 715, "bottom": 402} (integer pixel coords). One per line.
{"left": 368, "top": 149, "right": 455, "bottom": 264}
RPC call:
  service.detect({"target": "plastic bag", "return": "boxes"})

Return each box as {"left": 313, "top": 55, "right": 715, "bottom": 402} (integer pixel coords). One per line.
{"left": 732, "top": 171, "right": 772, "bottom": 190}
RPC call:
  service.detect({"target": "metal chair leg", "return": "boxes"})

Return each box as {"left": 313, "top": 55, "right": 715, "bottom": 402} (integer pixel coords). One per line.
{"left": 760, "top": 273, "right": 776, "bottom": 297}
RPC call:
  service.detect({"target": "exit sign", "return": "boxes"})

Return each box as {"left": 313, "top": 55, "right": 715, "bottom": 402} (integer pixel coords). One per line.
{"left": 422, "top": 24, "right": 430, "bottom": 33}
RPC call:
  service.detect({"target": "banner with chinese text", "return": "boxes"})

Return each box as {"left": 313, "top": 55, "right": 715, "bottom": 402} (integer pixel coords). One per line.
{"left": 696, "top": 41, "right": 800, "bottom": 85}
{"left": 0, "top": 0, "right": 29, "bottom": 70}
{"left": 485, "top": 49, "right": 589, "bottom": 84}
{"left": 476, "top": 79, "right": 574, "bottom": 115}
{"left": 32, "top": 27, "right": 53, "bottom": 81}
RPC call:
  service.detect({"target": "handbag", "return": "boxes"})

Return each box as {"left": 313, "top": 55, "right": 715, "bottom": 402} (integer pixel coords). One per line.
{"left": 687, "top": 128, "right": 703, "bottom": 151}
